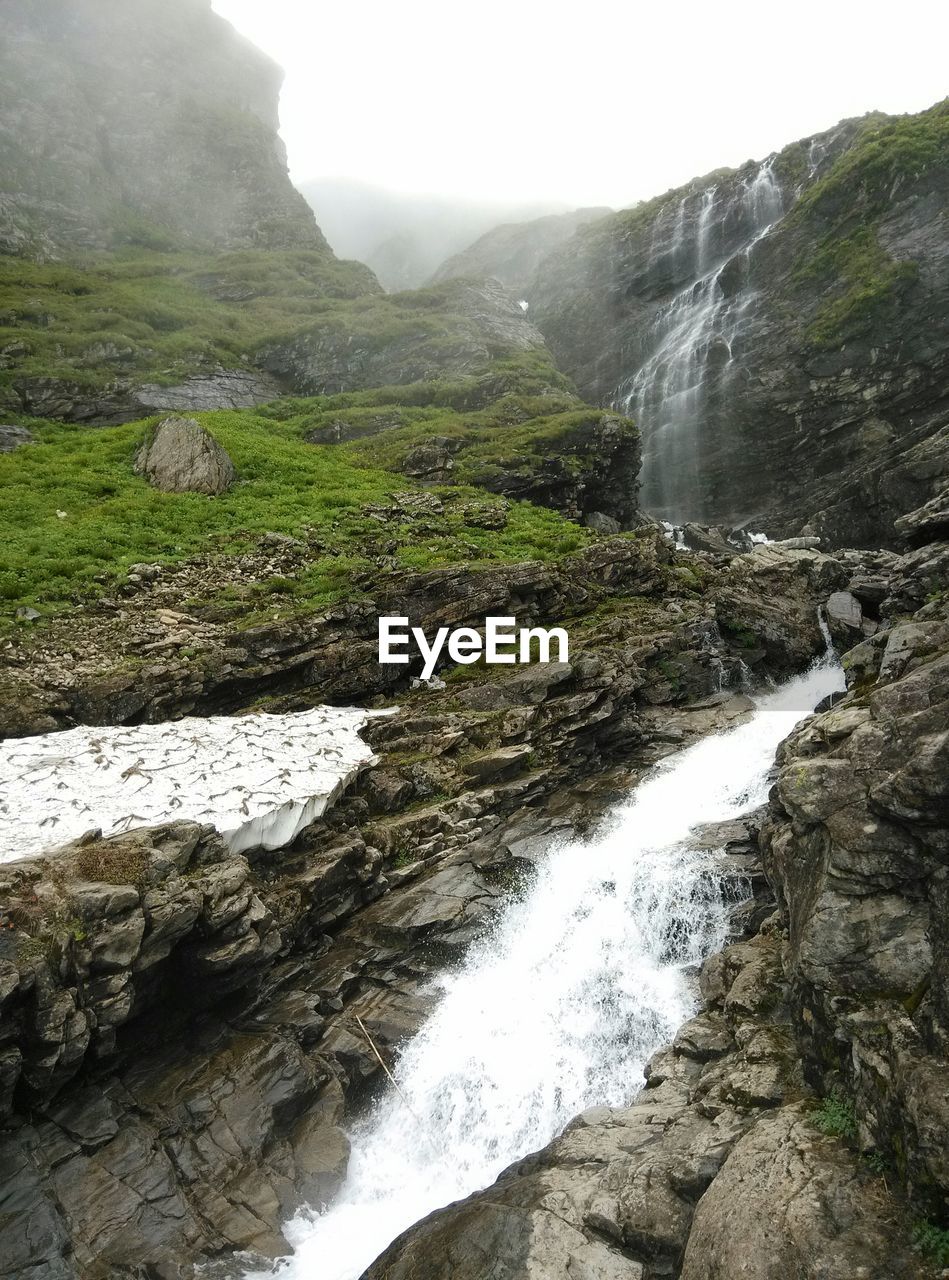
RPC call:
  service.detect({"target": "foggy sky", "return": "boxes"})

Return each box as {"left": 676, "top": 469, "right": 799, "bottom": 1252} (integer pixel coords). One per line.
{"left": 212, "top": 0, "right": 948, "bottom": 209}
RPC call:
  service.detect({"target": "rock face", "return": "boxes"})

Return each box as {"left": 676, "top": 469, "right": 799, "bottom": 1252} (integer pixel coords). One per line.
{"left": 0, "top": 0, "right": 325, "bottom": 255}
{"left": 3, "top": 534, "right": 938, "bottom": 1278}
{"left": 356, "top": 539, "right": 949, "bottom": 1280}
{"left": 0, "top": 538, "right": 847, "bottom": 1278}
{"left": 0, "top": 534, "right": 842, "bottom": 738}
{"left": 520, "top": 101, "right": 949, "bottom": 548}
{"left": 0, "top": 424, "right": 34, "bottom": 452}
{"left": 762, "top": 568, "right": 949, "bottom": 1217}
{"left": 134, "top": 416, "right": 236, "bottom": 494}
{"left": 431, "top": 207, "right": 612, "bottom": 294}
{"left": 258, "top": 279, "right": 548, "bottom": 395}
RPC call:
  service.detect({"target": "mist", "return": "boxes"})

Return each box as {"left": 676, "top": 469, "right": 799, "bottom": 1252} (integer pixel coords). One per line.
{"left": 212, "top": 0, "right": 948, "bottom": 212}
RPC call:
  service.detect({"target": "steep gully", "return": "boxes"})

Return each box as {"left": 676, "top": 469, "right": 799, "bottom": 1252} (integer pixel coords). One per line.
{"left": 244, "top": 632, "right": 843, "bottom": 1279}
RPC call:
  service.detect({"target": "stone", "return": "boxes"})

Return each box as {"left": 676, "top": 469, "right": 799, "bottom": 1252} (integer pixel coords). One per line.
{"left": 826, "top": 589, "right": 863, "bottom": 630}
{"left": 680, "top": 1106, "right": 924, "bottom": 1280}
{"left": 133, "top": 416, "right": 236, "bottom": 495}
{"left": 0, "top": 424, "right": 35, "bottom": 452}
{"left": 584, "top": 510, "right": 621, "bottom": 534}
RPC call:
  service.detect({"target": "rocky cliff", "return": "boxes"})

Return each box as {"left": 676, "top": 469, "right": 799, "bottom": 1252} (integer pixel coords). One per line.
{"left": 0, "top": 537, "right": 852, "bottom": 1278}
{"left": 501, "top": 102, "right": 949, "bottom": 549}
{"left": 0, "top": 0, "right": 324, "bottom": 256}
{"left": 360, "top": 536, "right": 949, "bottom": 1280}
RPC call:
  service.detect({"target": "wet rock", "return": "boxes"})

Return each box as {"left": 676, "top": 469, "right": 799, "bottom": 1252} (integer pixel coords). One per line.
{"left": 134, "top": 416, "right": 236, "bottom": 495}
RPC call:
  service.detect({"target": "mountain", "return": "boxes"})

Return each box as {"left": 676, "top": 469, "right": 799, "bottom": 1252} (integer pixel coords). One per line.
{"left": 0, "top": 0, "right": 325, "bottom": 256}
{"left": 475, "top": 102, "right": 949, "bottom": 548}
{"left": 431, "top": 206, "right": 612, "bottom": 293}
{"left": 299, "top": 178, "right": 570, "bottom": 290}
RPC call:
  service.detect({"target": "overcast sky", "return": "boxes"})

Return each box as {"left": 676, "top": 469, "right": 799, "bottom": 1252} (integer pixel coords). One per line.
{"left": 212, "top": 0, "right": 948, "bottom": 209}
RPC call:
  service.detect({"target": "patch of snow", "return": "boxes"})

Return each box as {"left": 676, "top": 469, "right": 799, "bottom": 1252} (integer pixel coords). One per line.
{"left": 517, "top": 299, "right": 529, "bottom": 311}
{"left": 0, "top": 706, "right": 392, "bottom": 863}
{"left": 747, "top": 530, "right": 772, "bottom": 545}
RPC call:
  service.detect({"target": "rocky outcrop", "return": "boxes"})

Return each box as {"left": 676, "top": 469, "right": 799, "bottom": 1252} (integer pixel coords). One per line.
{"left": 0, "top": 0, "right": 325, "bottom": 255}
{"left": 762, "top": 561, "right": 949, "bottom": 1219}
{"left": 0, "top": 534, "right": 843, "bottom": 738}
{"left": 134, "top": 416, "right": 236, "bottom": 494}
{"left": 525, "top": 102, "right": 949, "bottom": 547}
{"left": 0, "top": 538, "right": 846, "bottom": 1278}
{"left": 133, "top": 368, "right": 283, "bottom": 415}
{"left": 360, "top": 539, "right": 949, "bottom": 1280}
{"left": 258, "top": 279, "right": 548, "bottom": 395}
{"left": 431, "top": 207, "right": 612, "bottom": 294}
{"left": 0, "top": 424, "right": 34, "bottom": 452}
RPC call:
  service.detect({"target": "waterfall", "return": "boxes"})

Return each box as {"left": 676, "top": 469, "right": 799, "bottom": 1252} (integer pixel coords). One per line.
{"left": 245, "top": 647, "right": 844, "bottom": 1280}
{"left": 617, "top": 159, "right": 787, "bottom": 523}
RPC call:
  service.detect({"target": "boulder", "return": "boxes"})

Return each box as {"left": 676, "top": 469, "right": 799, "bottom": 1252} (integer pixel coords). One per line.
{"left": 134, "top": 416, "right": 236, "bottom": 495}
{"left": 680, "top": 1105, "right": 924, "bottom": 1280}
{"left": 0, "top": 424, "right": 35, "bottom": 452}
{"left": 826, "top": 589, "right": 863, "bottom": 630}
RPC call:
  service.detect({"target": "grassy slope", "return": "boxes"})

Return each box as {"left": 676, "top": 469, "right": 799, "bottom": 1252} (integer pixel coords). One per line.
{"left": 0, "top": 248, "right": 380, "bottom": 395}
{"left": 0, "top": 370, "right": 595, "bottom": 621}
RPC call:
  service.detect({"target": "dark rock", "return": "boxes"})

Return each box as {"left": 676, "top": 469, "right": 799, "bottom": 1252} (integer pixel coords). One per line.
{"left": 526, "top": 106, "right": 949, "bottom": 548}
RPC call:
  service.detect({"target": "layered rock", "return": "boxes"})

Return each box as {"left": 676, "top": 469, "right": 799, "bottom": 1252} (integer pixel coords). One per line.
{"left": 0, "top": 543, "right": 848, "bottom": 1277}
{"left": 358, "top": 539, "right": 949, "bottom": 1280}
{"left": 517, "top": 102, "right": 949, "bottom": 547}
{"left": 134, "top": 416, "right": 236, "bottom": 494}
{"left": 258, "top": 279, "right": 548, "bottom": 395}
{"left": 0, "top": 533, "right": 842, "bottom": 738}
{"left": 0, "top": 0, "right": 324, "bottom": 255}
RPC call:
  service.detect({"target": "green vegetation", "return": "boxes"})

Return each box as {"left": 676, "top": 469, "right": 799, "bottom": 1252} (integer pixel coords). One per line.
{"left": 796, "top": 224, "right": 919, "bottom": 349}
{"left": 797, "top": 99, "right": 949, "bottom": 223}
{"left": 811, "top": 1090, "right": 858, "bottom": 1139}
{"left": 0, "top": 248, "right": 378, "bottom": 396}
{"left": 792, "top": 100, "right": 946, "bottom": 348}
{"left": 913, "top": 1220, "right": 949, "bottom": 1267}
{"left": 72, "top": 840, "right": 149, "bottom": 889}
{"left": 0, "top": 390, "right": 593, "bottom": 618}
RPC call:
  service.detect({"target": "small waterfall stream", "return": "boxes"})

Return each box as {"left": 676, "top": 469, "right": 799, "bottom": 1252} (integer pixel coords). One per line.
{"left": 245, "top": 642, "right": 843, "bottom": 1280}
{"left": 617, "top": 159, "right": 787, "bottom": 522}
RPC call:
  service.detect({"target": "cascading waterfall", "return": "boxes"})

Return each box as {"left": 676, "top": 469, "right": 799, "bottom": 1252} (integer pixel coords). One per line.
{"left": 246, "top": 643, "right": 843, "bottom": 1280}
{"left": 617, "top": 159, "right": 787, "bottom": 522}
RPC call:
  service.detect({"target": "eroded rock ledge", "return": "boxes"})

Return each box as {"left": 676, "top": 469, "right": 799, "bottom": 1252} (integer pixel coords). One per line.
{"left": 367, "top": 540, "right": 949, "bottom": 1280}
{"left": 0, "top": 542, "right": 847, "bottom": 1278}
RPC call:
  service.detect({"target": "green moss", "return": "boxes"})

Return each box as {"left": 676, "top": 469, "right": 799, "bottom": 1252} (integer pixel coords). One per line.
{"left": 798, "top": 225, "right": 919, "bottom": 348}
{"left": 789, "top": 101, "right": 946, "bottom": 349}
{"left": 72, "top": 841, "right": 149, "bottom": 889}
{"left": 797, "top": 99, "right": 949, "bottom": 223}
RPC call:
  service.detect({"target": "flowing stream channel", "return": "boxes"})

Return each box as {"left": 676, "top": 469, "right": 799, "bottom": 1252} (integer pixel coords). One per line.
{"left": 248, "top": 643, "right": 843, "bottom": 1280}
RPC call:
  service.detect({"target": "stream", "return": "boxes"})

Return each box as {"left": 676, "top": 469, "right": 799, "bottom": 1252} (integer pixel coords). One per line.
{"left": 248, "top": 642, "right": 843, "bottom": 1279}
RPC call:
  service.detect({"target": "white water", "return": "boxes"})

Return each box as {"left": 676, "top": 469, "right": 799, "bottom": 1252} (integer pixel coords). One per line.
{"left": 619, "top": 159, "right": 786, "bottom": 522}
{"left": 246, "top": 645, "right": 843, "bottom": 1280}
